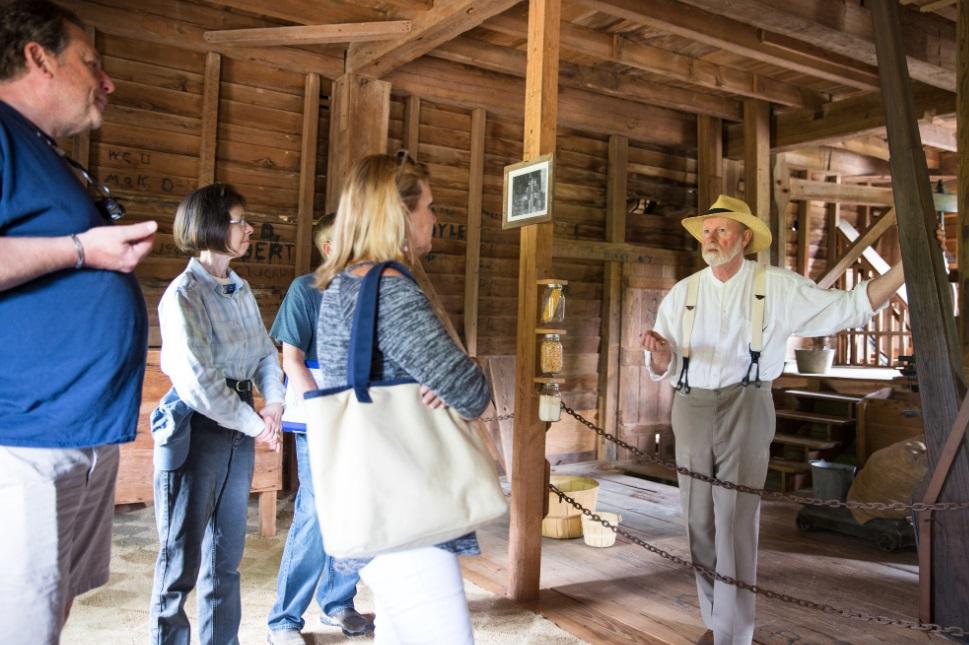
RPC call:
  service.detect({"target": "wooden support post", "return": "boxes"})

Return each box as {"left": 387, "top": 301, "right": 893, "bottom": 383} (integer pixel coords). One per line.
{"left": 325, "top": 73, "right": 391, "bottom": 213}
{"left": 771, "top": 153, "right": 790, "bottom": 270}
{"left": 463, "top": 108, "right": 486, "bottom": 356}
{"left": 696, "top": 115, "right": 722, "bottom": 212}
{"left": 509, "top": 0, "right": 560, "bottom": 603}
{"left": 597, "top": 135, "right": 627, "bottom": 463}
{"left": 825, "top": 177, "right": 841, "bottom": 279}
{"left": 403, "top": 94, "right": 421, "bottom": 158}
{"left": 294, "top": 73, "right": 321, "bottom": 278}
{"left": 795, "top": 172, "right": 811, "bottom": 277}
{"left": 744, "top": 99, "right": 771, "bottom": 265}
{"left": 871, "top": 0, "right": 969, "bottom": 629}
{"left": 198, "top": 52, "right": 221, "bottom": 186}
{"left": 959, "top": 0, "right": 969, "bottom": 372}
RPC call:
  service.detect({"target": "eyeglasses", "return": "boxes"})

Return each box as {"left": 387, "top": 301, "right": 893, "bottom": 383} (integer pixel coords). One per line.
{"left": 62, "top": 155, "right": 126, "bottom": 223}
{"left": 34, "top": 128, "right": 125, "bottom": 224}
{"left": 228, "top": 216, "right": 248, "bottom": 228}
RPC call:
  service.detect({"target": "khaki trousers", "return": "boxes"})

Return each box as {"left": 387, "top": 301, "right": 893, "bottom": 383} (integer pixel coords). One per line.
{"left": 671, "top": 382, "right": 775, "bottom": 645}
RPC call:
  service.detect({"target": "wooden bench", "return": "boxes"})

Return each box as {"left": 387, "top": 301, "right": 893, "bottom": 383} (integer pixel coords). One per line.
{"left": 115, "top": 350, "right": 283, "bottom": 537}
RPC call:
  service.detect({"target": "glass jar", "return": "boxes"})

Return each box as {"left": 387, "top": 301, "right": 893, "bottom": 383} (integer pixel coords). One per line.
{"left": 538, "top": 382, "right": 562, "bottom": 422}
{"left": 540, "top": 333, "right": 563, "bottom": 374}
{"left": 540, "top": 283, "right": 565, "bottom": 324}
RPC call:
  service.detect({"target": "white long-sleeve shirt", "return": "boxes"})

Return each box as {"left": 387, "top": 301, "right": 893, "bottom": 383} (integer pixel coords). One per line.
{"left": 159, "top": 257, "right": 285, "bottom": 436}
{"left": 647, "top": 259, "right": 881, "bottom": 390}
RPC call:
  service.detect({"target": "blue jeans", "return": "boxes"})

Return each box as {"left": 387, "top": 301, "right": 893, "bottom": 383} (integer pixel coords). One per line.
{"left": 149, "top": 410, "right": 255, "bottom": 645}
{"left": 268, "top": 432, "right": 359, "bottom": 631}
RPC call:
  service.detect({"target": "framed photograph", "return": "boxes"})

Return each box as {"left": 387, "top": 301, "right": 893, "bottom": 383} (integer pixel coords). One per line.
{"left": 502, "top": 154, "right": 554, "bottom": 229}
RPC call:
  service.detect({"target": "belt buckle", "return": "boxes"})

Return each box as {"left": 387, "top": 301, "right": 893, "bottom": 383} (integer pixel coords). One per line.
{"left": 230, "top": 379, "right": 251, "bottom": 393}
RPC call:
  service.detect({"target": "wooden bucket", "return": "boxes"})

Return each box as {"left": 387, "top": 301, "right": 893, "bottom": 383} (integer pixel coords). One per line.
{"left": 581, "top": 512, "right": 622, "bottom": 547}
{"left": 542, "top": 476, "right": 599, "bottom": 539}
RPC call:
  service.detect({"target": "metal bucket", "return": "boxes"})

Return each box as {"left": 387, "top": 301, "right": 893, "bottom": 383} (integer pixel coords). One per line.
{"left": 810, "top": 460, "right": 856, "bottom": 501}
{"left": 795, "top": 348, "right": 835, "bottom": 374}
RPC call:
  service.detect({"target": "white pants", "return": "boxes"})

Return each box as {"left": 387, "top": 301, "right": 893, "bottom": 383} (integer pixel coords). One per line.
{"left": 360, "top": 547, "right": 474, "bottom": 645}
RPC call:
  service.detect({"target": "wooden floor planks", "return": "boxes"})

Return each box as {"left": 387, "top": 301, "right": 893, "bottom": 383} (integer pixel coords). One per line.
{"left": 463, "top": 463, "right": 939, "bottom": 644}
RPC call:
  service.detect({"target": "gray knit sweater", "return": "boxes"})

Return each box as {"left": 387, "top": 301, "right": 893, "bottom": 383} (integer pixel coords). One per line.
{"left": 315, "top": 271, "right": 490, "bottom": 417}
{"left": 315, "top": 269, "right": 491, "bottom": 569}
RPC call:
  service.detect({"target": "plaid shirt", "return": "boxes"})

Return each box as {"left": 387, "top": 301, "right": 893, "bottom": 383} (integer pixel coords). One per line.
{"left": 159, "top": 257, "right": 284, "bottom": 436}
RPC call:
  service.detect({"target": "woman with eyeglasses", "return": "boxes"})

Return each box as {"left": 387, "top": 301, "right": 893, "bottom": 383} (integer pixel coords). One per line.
{"left": 148, "top": 183, "right": 284, "bottom": 644}
{"left": 311, "top": 152, "right": 490, "bottom": 644}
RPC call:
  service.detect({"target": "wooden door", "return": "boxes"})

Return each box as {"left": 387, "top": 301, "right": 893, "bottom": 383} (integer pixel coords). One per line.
{"left": 616, "top": 263, "right": 676, "bottom": 478}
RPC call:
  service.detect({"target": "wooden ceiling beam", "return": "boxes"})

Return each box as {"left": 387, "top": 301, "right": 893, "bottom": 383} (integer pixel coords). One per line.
{"left": 725, "top": 84, "right": 956, "bottom": 157}
{"left": 573, "top": 0, "right": 881, "bottom": 91}
{"left": 388, "top": 57, "right": 696, "bottom": 147}
{"left": 674, "top": 0, "right": 956, "bottom": 92}
{"left": 789, "top": 178, "right": 894, "bottom": 206}
{"left": 346, "top": 0, "right": 522, "bottom": 78}
{"left": 203, "top": 21, "right": 412, "bottom": 47}
{"left": 70, "top": 0, "right": 345, "bottom": 79}
{"left": 208, "top": 0, "right": 387, "bottom": 24}
{"left": 430, "top": 36, "right": 743, "bottom": 120}
{"left": 484, "top": 10, "right": 824, "bottom": 108}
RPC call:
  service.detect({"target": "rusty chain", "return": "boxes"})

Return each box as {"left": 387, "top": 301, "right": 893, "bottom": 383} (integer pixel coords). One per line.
{"left": 478, "top": 413, "right": 515, "bottom": 423}
{"left": 560, "top": 403, "right": 969, "bottom": 513}
{"left": 549, "top": 484, "right": 967, "bottom": 639}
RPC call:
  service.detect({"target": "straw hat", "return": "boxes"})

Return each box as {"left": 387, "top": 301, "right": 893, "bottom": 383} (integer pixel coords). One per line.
{"left": 681, "top": 194, "right": 773, "bottom": 254}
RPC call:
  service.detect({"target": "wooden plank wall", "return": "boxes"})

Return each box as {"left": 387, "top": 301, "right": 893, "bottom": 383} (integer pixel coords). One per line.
{"left": 384, "top": 95, "right": 692, "bottom": 462}
{"left": 69, "top": 0, "right": 699, "bottom": 464}
{"left": 72, "top": 8, "right": 330, "bottom": 345}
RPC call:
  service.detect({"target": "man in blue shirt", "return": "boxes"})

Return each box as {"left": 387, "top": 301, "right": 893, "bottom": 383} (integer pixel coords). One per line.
{"left": 0, "top": 2, "right": 157, "bottom": 641}
{"left": 266, "top": 214, "right": 374, "bottom": 644}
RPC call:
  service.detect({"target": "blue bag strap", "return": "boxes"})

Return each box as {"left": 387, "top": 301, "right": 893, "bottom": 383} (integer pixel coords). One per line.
{"left": 346, "top": 260, "right": 417, "bottom": 402}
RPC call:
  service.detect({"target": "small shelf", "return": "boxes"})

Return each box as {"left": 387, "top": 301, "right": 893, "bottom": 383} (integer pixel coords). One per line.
{"left": 534, "top": 376, "right": 566, "bottom": 384}
{"left": 537, "top": 278, "right": 569, "bottom": 286}
{"left": 536, "top": 327, "right": 567, "bottom": 335}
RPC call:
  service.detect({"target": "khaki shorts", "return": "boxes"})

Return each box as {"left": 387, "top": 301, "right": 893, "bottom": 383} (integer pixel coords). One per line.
{"left": 0, "top": 444, "right": 118, "bottom": 645}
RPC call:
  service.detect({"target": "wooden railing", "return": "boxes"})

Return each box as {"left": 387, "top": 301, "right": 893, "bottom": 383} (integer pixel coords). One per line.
{"left": 833, "top": 229, "right": 912, "bottom": 367}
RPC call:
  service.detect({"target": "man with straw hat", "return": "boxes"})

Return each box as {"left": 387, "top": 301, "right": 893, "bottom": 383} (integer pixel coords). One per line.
{"left": 642, "top": 194, "right": 905, "bottom": 644}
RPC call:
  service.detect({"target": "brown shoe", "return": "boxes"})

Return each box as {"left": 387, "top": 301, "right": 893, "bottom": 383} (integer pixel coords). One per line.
{"left": 697, "top": 629, "right": 714, "bottom": 645}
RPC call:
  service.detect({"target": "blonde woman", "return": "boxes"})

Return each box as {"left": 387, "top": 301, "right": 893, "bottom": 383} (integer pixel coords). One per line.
{"left": 313, "top": 152, "right": 489, "bottom": 644}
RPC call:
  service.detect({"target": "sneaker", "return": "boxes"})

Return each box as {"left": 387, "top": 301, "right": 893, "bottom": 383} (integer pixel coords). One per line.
{"left": 266, "top": 629, "right": 306, "bottom": 645}
{"left": 320, "top": 607, "right": 375, "bottom": 637}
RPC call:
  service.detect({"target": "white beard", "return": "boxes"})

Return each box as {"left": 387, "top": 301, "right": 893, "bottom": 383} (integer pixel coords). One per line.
{"left": 702, "top": 238, "right": 744, "bottom": 267}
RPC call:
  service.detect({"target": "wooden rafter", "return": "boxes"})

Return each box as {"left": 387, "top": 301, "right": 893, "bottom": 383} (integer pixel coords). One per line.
{"left": 574, "top": 0, "right": 881, "bottom": 91}
{"left": 345, "top": 0, "right": 521, "bottom": 78}
{"left": 388, "top": 57, "right": 696, "bottom": 147}
{"left": 430, "top": 36, "right": 743, "bottom": 120}
{"left": 726, "top": 84, "right": 956, "bottom": 157}
{"left": 203, "top": 21, "right": 413, "bottom": 47}
{"left": 484, "top": 9, "right": 824, "bottom": 108}
{"left": 206, "top": 0, "right": 386, "bottom": 24}
{"left": 675, "top": 0, "right": 957, "bottom": 92}
{"left": 789, "top": 179, "right": 894, "bottom": 206}
{"left": 69, "top": 0, "right": 345, "bottom": 78}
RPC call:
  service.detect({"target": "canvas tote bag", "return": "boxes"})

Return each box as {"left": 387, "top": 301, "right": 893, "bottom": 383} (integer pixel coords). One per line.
{"left": 304, "top": 261, "right": 507, "bottom": 559}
